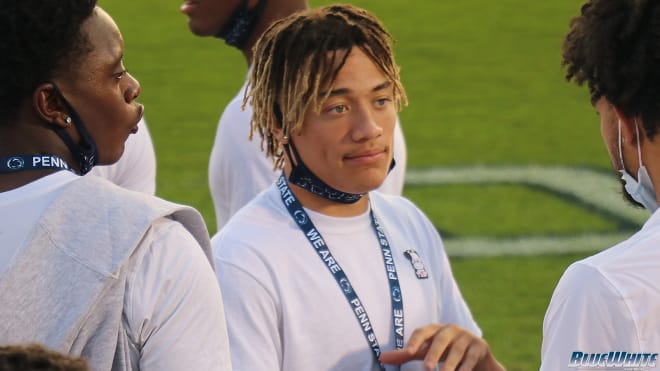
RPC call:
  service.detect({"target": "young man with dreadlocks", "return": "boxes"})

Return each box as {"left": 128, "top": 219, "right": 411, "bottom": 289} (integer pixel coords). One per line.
{"left": 212, "top": 4, "right": 504, "bottom": 371}
{"left": 541, "top": 0, "right": 660, "bottom": 369}
{"left": 180, "top": 0, "right": 408, "bottom": 232}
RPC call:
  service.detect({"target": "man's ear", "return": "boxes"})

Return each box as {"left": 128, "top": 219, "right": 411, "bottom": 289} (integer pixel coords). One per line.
{"left": 613, "top": 106, "right": 642, "bottom": 145}
{"left": 272, "top": 103, "right": 288, "bottom": 144}
{"left": 32, "top": 83, "right": 69, "bottom": 127}
{"left": 272, "top": 122, "right": 287, "bottom": 144}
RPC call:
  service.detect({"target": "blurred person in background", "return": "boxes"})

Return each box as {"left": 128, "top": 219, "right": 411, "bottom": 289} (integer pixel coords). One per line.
{"left": 180, "top": 0, "right": 408, "bottom": 231}
{"left": 542, "top": 0, "right": 660, "bottom": 369}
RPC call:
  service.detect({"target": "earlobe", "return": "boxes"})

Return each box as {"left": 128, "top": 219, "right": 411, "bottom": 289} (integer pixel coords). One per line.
{"left": 272, "top": 104, "right": 288, "bottom": 144}
{"left": 273, "top": 124, "right": 287, "bottom": 144}
{"left": 33, "top": 83, "right": 69, "bottom": 128}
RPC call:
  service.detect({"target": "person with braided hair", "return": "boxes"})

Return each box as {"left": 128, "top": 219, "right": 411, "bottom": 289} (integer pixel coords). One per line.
{"left": 542, "top": 0, "right": 660, "bottom": 369}
{"left": 0, "top": 1, "right": 231, "bottom": 369}
{"left": 212, "top": 4, "right": 504, "bottom": 370}
{"left": 180, "top": 0, "right": 408, "bottom": 232}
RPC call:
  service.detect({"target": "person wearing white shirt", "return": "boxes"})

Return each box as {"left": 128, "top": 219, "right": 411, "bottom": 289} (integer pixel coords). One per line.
{"left": 212, "top": 5, "right": 504, "bottom": 370}
{"left": 0, "top": 2, "right": 231, "bottom": 370}
{"left": 181, "top": 0, "right": 408, "bottom": 232}
{"left": 542, "top": 1, "right": 660, "bottom": 369}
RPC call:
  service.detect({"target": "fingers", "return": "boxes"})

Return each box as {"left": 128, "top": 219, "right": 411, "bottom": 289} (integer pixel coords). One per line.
{"left": 379, "top": 323, "right": 499, "bottom": 371}
{"left": 438, "top": 331, "right": 486, "bottom": 371}
{"left": 379, "top": 348, "right": 417, "bottom": 365}
{"left": 379, "top": 324, "right": 440, "bottom": 365}
{"left": 407, "top": 323, "right": 446, "bottom": 354}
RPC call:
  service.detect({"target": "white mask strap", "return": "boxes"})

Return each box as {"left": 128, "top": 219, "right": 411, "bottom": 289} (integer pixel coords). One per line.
{"left": 618, "top": 120, "right": 625, "bottom": 168}
{"left": 618, "top": 119, "right": 645, "bottom": 169}
{"left": 634, "top": 119, "right": 643, "bottom": 166}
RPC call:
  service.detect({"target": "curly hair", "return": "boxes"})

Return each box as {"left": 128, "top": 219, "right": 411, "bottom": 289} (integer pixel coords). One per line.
{"left": 246, "top": 4, "right": 407, "bottom": 169}
{"left": 0, "top": 344, "right": 88, "bottom": 371}
{"left": 562, "top": 0, "right": 660, "bottom": 139}
{"left": 0, "top": 0, "right": 97, "bottom": 125}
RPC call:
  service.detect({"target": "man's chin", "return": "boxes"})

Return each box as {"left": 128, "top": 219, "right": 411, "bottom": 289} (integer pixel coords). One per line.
{"left": 353, "top": 176, "right": 388, "bottom": 194}
{"left": 187, "top": 21, "right": 215, "bottom": 37}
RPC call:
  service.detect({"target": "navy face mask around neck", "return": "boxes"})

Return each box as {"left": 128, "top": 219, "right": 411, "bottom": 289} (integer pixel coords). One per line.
{"left": 283, "top": 139, "right": 365, "bottom": 204}
{"left": 276, "top": 103, "right": 396, "bottom": 204}
{"left": 215, "top": 0, "right": 267, "bottom": 49}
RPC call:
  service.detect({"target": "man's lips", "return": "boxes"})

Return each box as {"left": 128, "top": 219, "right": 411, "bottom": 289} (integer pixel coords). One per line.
{"left": 131, "top": 104, "right": 144, "bottom": 134}
{"left": 136, "top": 104, "right": 144, "bottom": 124}
{"left": 180, "top": 0, "right": 197, "bottom": 14}
{"left": 344, "top": 149, "right": 387, "bottom": 163}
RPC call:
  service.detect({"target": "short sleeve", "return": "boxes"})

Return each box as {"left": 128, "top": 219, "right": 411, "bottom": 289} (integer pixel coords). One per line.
{"left": 541, "top": 262, "right": 638, "bottom": 370}
{"left": 215, "top": 256, "right": 283, "bottom": 371}
{"left": 125, "top": 219, "right": 231, "bottom": 371}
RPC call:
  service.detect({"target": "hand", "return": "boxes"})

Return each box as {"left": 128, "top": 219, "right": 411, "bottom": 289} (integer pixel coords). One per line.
{"left": 378, "top": 323, "right": 505, "bottom": 371}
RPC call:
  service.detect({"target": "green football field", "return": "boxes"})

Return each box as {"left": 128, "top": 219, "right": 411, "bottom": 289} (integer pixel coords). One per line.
{"left": 102, "top": 0, "right": 648, "bottom": 369}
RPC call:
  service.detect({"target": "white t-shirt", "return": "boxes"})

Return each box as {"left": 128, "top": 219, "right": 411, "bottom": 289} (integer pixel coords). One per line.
{"left": 208, "top": 76, "right": 407, "bottom": 232}
{"left": 541, "top": 210, "right": 660, "bottom": 371}
{"left": 0, "top": 171, "right": 231, "bottom": 371}
{"left": 213, "top": 184, "right": 479, "bottom": 371}
{"left": 89, "top": 118, "right": 157, "bottom": 195}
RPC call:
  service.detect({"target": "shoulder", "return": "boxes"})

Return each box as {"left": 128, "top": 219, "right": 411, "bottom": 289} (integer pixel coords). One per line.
{"left": 218, "top": 81, "right": 253, "bottom": 126}
{"left": 549, "top": 259, "right": 619, "bottom": 309}
{"left": 571, "top": 222, "right": 660, "bottom": 293}
{"left": 45, "top": 176, "right": 211, "bottom": 273}
{"left": 548, "top": 226, "right": 660, "bottom": 324}
{"left": 124, "top": 218, "right": 231, "bottom": 370}
{"left": 68, "top": 176, "right": 204, "bottom": 229}
{"left": 541, "top": 256, "right": 642, "bottom": 369}
{"left": 543, "top": 249, "right": 640, "bottom": 345}
{"left": 212, "top": 185, "right": 290, "bottom": 254}
{"left": 369, "top": 191, "right": 425, "bottom": 218}
{"left": 369, "top": 191, "right": 438, "bottom": 238}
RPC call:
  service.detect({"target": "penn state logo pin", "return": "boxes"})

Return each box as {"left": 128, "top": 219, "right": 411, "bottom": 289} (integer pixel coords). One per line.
{"left": 404, "top": 250, "right": 428, "bottom": 279}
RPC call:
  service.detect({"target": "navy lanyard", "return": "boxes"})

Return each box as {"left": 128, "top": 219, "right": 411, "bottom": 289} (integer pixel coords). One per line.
{"left": 277, "top": 174, "right": 404, "bottom": 370}
{"left": 0, "top": 155, "right": 72, "bottom": 173}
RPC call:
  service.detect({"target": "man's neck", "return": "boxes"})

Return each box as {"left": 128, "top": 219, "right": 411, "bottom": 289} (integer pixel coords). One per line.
{"left": 0, "top": 117, "right": 81, "bottom": 191}
{"left": 241, "top": 1, "right": 310, "bottom": 65}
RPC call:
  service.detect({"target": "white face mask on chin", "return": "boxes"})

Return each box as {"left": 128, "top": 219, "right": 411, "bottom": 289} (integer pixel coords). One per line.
{"left": 618, "top": 120, "right": 658, "bottom": 213}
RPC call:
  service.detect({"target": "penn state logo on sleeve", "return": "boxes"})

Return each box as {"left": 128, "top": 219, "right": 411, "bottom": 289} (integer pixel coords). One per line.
{"left": 404, "top": 249, "right": 429, "bottom": 279}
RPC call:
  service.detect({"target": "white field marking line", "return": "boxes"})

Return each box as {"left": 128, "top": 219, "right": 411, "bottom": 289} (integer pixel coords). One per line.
{"left": 404, "top": 165, "right": 649, "bottom": 257}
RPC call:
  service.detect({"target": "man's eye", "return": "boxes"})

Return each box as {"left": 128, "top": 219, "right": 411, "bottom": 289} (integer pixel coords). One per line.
{"left": 114, "top": 70, "right": 128, "bottom": 80}
{"left": 330, "top": 105, "right": 347, "bottom": 114}
{"left": 375, "top": 98, "right": 390, "bottom": 107}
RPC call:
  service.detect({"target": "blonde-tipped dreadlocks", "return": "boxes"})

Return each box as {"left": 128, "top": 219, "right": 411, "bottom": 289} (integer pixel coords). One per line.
{"left": 244, "top": 4, "right": 408, "bottom": 169}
